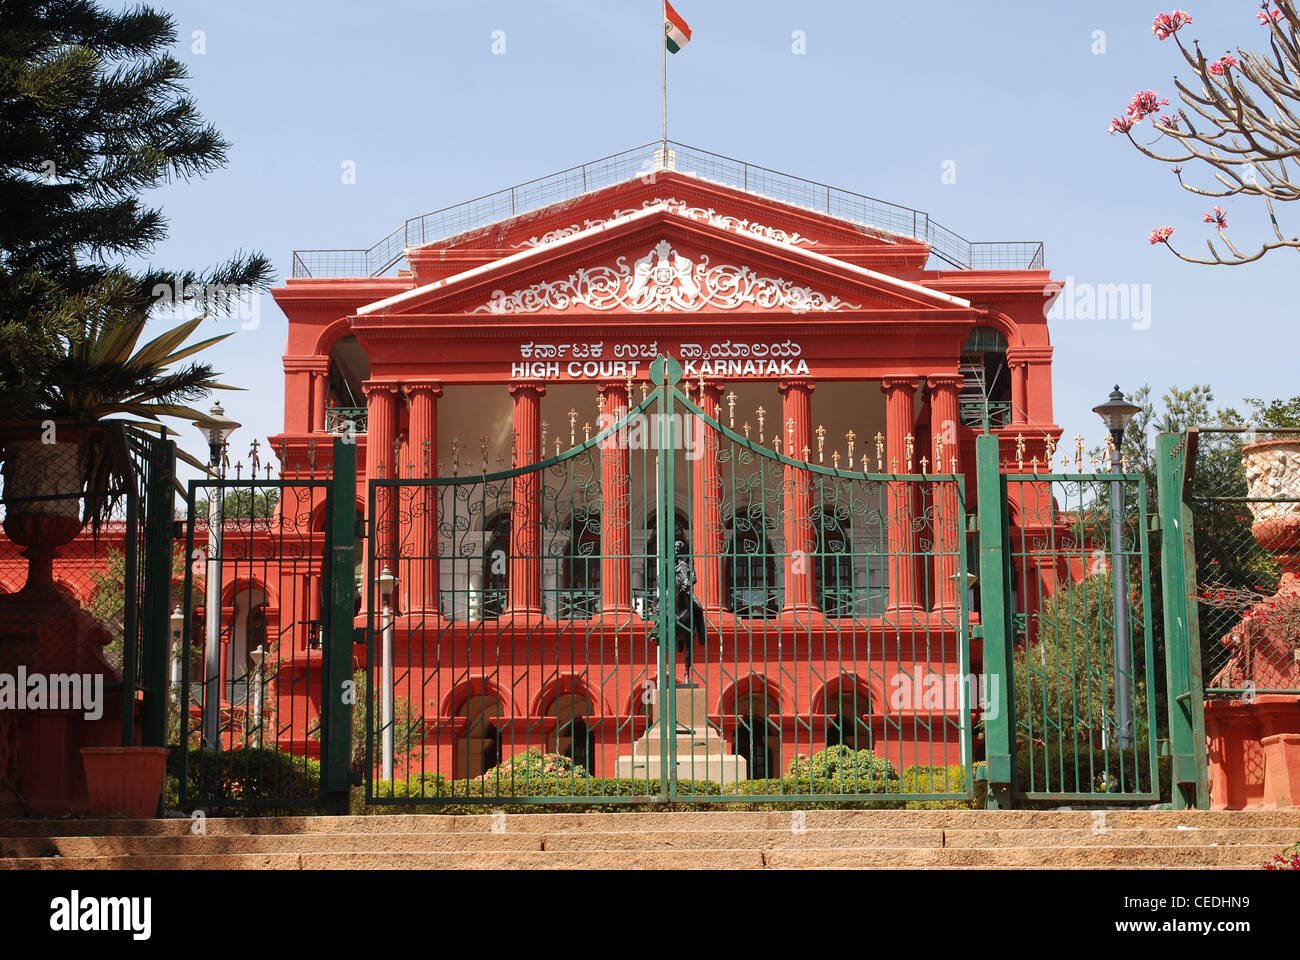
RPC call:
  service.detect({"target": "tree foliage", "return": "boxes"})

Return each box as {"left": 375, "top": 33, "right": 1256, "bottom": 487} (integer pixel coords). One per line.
{"left": 1113, "top": 4, "right": 1300, "bottom": 264}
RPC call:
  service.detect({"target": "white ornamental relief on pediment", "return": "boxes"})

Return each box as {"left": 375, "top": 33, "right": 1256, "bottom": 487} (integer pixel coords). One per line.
{"left": 510, "top": 198, "right": 817, "bottom": 249}
{"left": 468, "top": 240, "right": 860, "bottom": 315}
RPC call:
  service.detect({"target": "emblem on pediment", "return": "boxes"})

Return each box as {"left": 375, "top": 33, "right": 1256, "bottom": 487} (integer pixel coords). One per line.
{"left": 468, "top": 240, "right": 859, "bottom": 315}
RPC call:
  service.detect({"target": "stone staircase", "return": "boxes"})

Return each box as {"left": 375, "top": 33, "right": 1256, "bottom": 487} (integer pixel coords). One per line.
{"left": 2, "top": 810, "right": 1297, "bottom": 869}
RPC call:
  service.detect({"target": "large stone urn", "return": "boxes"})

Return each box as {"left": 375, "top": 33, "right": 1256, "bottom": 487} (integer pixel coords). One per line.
{"left": 1204, "top": 439, "right": 1300, "bottom": 809}
{"left": 0, "top": 421, "right": 126, "bottom": 816}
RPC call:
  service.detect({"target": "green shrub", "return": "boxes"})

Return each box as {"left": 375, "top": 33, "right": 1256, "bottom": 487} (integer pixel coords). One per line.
{"left": 803, "top": 745, "right": 898, "bottom": 781}
{"left": 168, "top": 747, "right": 321, "bottom": 808}
{"left": 900, "top": 763, "right": 987, "bottom": 809}
{"left": 1016, "top": 742, "right": 1168, "bottom": 798}
{"left": 481, "top": 749, "right": 589, "bottom": 781}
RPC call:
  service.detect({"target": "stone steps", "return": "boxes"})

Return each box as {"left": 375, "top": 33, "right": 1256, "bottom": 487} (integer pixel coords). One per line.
{"left": 2, "top": 810, "right": 1296, "bottom": 869}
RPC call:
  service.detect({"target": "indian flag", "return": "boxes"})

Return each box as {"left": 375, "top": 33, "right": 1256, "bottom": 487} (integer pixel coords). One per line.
{"left": 664, "top": 1, "right": 692, "bottom": 54}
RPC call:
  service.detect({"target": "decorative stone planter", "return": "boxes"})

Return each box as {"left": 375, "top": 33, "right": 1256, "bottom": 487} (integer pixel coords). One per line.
{"left": 80, "top": 747, "right": 170, "bottom": 819}
{"left": 1243, "top": 438, "right": 1300, "bottom": 578}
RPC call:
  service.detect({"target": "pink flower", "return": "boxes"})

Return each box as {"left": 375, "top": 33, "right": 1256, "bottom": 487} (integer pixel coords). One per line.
{"left": 1202, "top": 205, "right": 1228, "bottom": 228}
{"left": 1127, "top": 89, "right": 1171, "bottom": 121}
{"left": 1159, "top": 114, "right": 1182, "bottom": 130}
{"left": 1152, "top": 10, "right": 1193, "bottom": 40}
{"left": 1149, "top": 225, "right": 1175, "bottom": 245}
{"left": 1209, "top": 55, "right": 1240, "bottom": 75}
{"left": 1108, "top": 114, "right": 1138, "bottom": 135}
{"left": 1259, "top": 8, "right": 1283, "bottom": 25}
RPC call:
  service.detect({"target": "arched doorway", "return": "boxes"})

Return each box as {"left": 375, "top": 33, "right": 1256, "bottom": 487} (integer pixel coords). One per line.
{"left": 725, "top": 678, "right": 782, "bottom": 780}
{"left": 229, "top": 586, "right": 269, "bottom": 706}
{"left": 456, "top": 693, "right": 504, "bottom": 779}
{"left": 549, "top": 693, "right": 596, "bottom": 775}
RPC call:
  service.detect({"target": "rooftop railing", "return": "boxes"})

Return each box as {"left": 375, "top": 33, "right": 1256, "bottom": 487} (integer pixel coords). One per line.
{"left": 290, "top": 141, "right": 1044, "bottom": 278}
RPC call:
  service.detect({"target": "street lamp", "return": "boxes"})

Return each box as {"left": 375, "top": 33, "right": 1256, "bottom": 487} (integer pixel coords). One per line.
{"left": 378, "top": 565, "right": 397, "bottom": 782}
{"left": 248, "top": 645, "right": 266, "bottom": 740}
{"left": 1093, "top": 385, "right": 1140, "bottom": 749}
{"left": 194, "top": 402, "right": 240, "bottom": 750}
{"left": 169, "top": 604, "right": 185, "bottom": 704}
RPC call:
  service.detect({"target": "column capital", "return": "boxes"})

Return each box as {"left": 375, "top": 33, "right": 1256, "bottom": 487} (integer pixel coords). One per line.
{"left": 508, "top": 381, "right": 546, "bottom": 397}
{"left": 777, "top": 379, "right": 816, "bottom": 396}
{"left": 361, "top": 380, "right": 400, "bottom": 399}
{"left": 1006, "top": 358, "right": 1029, "bottom": 372}
{"left": 926, "top": 374, "right": 965, "bottom": 391}
{"left": 880, "top": 376, "right": 920, "bottom": 393}
{"left": 283, "top": 355, "right": 331, "bottom": 374}
{"left": 403, "top": 380, "right": 444, "bottom": 399}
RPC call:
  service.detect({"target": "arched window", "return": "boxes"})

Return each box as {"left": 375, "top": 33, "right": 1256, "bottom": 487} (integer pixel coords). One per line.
{"left": 959, "top": 326, "right": 1011, "bottom": 429}
{"left": 725, "top": 508, "right": 779, "bottom": 618}
{"left": 561, "top": 515, "right": 601, "bottom": 619}
{"left": 815, "top": 507, "right": 855, "bottom": 616}
{"left": 481, "top": 514, "right": 511, "bottom": 619}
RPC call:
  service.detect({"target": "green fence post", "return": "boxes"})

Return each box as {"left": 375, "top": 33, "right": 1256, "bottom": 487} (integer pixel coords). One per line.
{"left": 140, "top": 436, "right": 177, "bottom": 748}
{"left": 325, "top": 437, "right": 357, "bottom": 813}
{"left": 1155, "top": 432, "right": 1209, "bottom": 809}
{"left": 975, "top": 433, "right": 1014, "bottom": 808}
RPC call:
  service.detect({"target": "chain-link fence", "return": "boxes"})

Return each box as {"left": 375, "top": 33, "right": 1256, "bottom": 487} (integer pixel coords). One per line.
{"left": 1187, "top": 428, "right": 1300, "bottom": 697}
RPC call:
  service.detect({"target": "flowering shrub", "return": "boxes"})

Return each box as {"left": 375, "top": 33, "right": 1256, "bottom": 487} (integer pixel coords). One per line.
{"left": 479, "top": 749, "right": 587, "bottom": 780}
{"left": 1152, "top": 10, "right": 1193, "bottom": 41}
{"left": 1264, "top": 840, "right": 1300, "bottom": 869}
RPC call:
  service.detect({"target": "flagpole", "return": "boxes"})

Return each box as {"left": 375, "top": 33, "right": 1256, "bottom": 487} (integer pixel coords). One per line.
{"left": 661, "top": 0, "right": 668, "bottom": 153}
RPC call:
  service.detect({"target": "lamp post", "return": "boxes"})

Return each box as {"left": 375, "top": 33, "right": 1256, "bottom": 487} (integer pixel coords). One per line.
{"left": 169, "top": 604, "right": 185, "bottom": 705}
{"left": 1093, "top": 385, "right": 1140, "bottom": 749}
{"left": 378, "top": 565, "right": 397, "bottom": 782}
{"left": 249, "top": 645, "right": 266, "bottom": 738}
{"left": 194, "top": 401, "right": 239, "bottom": 749}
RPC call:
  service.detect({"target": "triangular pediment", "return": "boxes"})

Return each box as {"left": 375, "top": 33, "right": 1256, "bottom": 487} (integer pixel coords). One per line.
{"left": 357, "top": 205, "right": 970, "bottom": 322}
{"left": 403, "top": 171, "right": 933, "bottom": 283}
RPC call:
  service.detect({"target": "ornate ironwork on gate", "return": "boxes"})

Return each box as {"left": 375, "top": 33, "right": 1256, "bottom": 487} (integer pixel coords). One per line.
{"left": 364, "top": 358, "right": 975, "bottom": 805}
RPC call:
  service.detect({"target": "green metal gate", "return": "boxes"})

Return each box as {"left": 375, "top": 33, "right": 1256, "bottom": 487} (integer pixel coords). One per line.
{"left": 365, "top": 357, "right": 975, "bottom": 805}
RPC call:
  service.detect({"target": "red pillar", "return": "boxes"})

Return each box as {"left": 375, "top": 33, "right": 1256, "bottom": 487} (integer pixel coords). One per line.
{"left": 405, "top": 381, "right": 442, "bottom": 614}
{"left": 882, "top": 377, "right": 923, "bottom": 614}
{"left": 311, "top": 369, "right": 328, "bottom": 433}
{"left": 1010, "top": 360, "right": 1028, "bottom": 424}
{"left": 364, "top": 381, "right": 398, "bottom": 573}
{"left": 598, "top": 383, "right": 631, "bottom": 616}
{"left": 507, "top": 382, "right": 545, "bottom": 617}
{"left": 779, "top": 380, "right": 816, "bottom": 616}
{"left": 691, "top": 382, "right": 725, "bottom": 617}
{"left": 928, "top": 374, "right": 963, "bottom": 615}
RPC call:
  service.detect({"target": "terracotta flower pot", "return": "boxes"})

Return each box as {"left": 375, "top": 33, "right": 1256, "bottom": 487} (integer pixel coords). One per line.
{"left": 1243, "top": 439, "right": 1300, "bottom": 579}
{"left": 80, "top": 746, "right": 170, "bottom": 819}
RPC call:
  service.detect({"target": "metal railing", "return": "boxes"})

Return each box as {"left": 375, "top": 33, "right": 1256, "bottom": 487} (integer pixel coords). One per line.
{"left": 291, "top": 141, "right": 1045, "bottom": 278}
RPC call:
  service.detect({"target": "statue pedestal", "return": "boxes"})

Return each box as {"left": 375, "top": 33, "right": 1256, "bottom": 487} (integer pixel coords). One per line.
{"left": 616, "top": 684, "right": 748, "bottom": 784}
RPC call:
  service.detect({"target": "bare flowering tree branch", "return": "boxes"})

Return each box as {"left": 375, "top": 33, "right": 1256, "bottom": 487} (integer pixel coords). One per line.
{"left": 1112, "top": 3, "right": 1300, "bottom": 264}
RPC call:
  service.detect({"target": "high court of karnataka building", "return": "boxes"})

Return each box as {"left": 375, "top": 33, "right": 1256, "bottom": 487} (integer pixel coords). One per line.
{"left": 9, "top": 146, "right": 1066, "bottom": 785}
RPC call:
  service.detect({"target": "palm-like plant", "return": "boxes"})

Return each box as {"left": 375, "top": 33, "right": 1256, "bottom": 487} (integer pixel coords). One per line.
{"left": 24, "top": 269, "right": 242, "bottom": 530}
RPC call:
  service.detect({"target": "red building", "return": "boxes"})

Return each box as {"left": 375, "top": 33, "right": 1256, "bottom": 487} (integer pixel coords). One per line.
{"left": 5, "top": 145, "right": 1066, "bottom": 788}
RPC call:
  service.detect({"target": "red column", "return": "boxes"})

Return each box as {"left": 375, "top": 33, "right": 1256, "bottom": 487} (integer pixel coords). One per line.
{"left": 928, "top": 374, "right": 963, "bottom": 615}
{"left": 405, "top": 381, "right": 442, "bottom": 614}
{"left": 507, "top": 382, "right": 545, "bottom": 617}
{"left": 364, "top": 382, "right": 398, "bottom": 571}
{"left": 1009, "top": 360, "right": 1028, "bottom": 424}
{"left": 779, "top": 380, "right": 816, "bottom": 616}
{"left": 598, "top": 383, "right": 631, "bottom": 616}
{"left": 691, "top": 382, "right": 725, "bottom": 617}
{"left": 882, "top": 377, "right": 923, "bottom": 614}
{"left": 311, "top": 369, "right": 328, "bottom": 433}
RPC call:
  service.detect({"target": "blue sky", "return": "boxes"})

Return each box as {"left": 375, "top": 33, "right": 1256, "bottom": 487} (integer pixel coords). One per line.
{"left": 140, "top": 0, "right": 1295, "bottom": 472}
